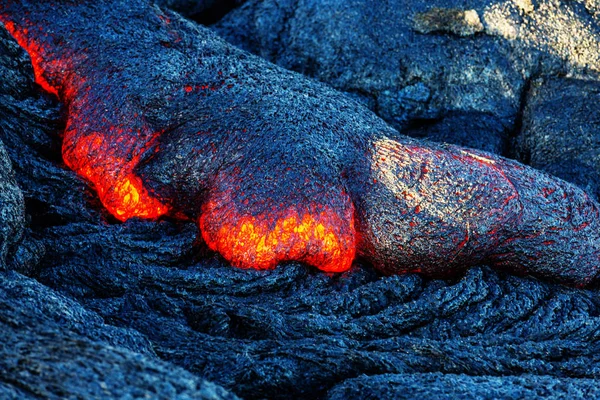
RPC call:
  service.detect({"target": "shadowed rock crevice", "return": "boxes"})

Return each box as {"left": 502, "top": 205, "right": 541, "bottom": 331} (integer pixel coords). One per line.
{"left": 515, "top": 77, "right": 600, "bottom": 201}
{"left": 505, "top": 75, "right": 534, "bottom": 162}
{"left": 157, "top": 0, "right": 247, "bottom": 24}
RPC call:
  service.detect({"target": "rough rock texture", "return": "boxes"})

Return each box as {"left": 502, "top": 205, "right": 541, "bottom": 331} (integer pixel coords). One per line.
{"left": 327, "top": 373, "right": 600, "bottom": 400}
{"left": 0, "top": 271, "right": 238, "bottom": 400}
{"left": 2, "top": 1, "right": 600, "bottom": 400}
{"left": 0, "top": 27, "right": 237, "bottom": 400}
{"left": 0, "top": 139, "right": 24, "bottom": 268}
{"left": 214, "top": 0, "right": 600, "bottom": 153}
{"left": 0, "top": 28, "right": 25, "bottom": 267}
{"left": 516, "top": 77, "right": 600, "bottom": 201}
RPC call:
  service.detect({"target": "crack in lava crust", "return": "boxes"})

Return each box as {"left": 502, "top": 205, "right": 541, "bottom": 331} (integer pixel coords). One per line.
{"left": 2, "top": 0, "right": 600, "bottom": 286}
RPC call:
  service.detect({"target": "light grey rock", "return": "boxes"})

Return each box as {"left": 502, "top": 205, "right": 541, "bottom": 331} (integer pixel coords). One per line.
{"left": 516, "top": 77, "right": 600, "bottom": 200}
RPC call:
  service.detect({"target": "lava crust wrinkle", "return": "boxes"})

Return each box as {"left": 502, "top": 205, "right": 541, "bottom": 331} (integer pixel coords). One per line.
{"left": 1, "top": 0, "right": 600, "bottom": 286}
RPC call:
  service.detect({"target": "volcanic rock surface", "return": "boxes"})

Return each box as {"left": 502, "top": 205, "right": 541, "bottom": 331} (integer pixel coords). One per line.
{"left": 0, "top": 133, "right": 23, "bottom": 269}
{"left": 515, "top": 77, "right": 600, "bottom": 201}
{"left": 2, "top": 1, "right": 600, "bottom": 399}
{"left": 0, "top": 25, "right": 238, "bottom": 400}
{"left": 214, "top": 0, "right": 600, "bottom": 154}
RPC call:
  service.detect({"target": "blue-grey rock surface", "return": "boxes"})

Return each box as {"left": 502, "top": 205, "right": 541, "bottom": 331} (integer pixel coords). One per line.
{"left": 0, "top": 138, "right": 23, "bottom": 269}
{"left": 0, "top": 29, "right": 25, "bottom": 267}
{"left": 0, "top": 26, "right": 238, "bottom": 400}
{"left": 326, "top": 373, "right": 600, "bottom": 400}
{"left": 214, "top": 0, "right": 600, "bottom": 156}
{"left": 3, "top": 1, "right": 600, "bottom": 399}
{"left": 516, "top": 77, "right": 600, "bottom": 201}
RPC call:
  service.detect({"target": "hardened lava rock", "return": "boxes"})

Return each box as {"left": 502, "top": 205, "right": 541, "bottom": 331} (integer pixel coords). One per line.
{"left": 516, "top": 77, "right": 600, "bottom": 201}
{"left": 0, "top": 139, "right": 24, "bottom": 269}
{"left": 0, "top": 271, "right": 239, "bottom": 400}
{"left": 0, "top": 27, "right": 237, "bottom": 400}
{"left": 0, "top": 27, "right": 25, "bottom": 268}
{"left": 214, "top": 0, "right": 600, "bottom": 151}
{"left": 326, "top": 373, "right": 600, "bottom": 400}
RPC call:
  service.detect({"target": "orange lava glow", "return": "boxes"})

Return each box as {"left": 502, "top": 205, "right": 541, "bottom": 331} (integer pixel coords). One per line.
{"left": 0, "top": 19, "right": 169, "bottom": 221}
{"left": 3, "top": 21, "right": 58, "bottom": 96}
{"left": 2, "top": 14, "right": 356, "bottom": 272}
{"left": 63, "top": 131, "right": 169, "bottom": 221}
{"left": 200, "top": 204, "right": 356, "bottom": 272}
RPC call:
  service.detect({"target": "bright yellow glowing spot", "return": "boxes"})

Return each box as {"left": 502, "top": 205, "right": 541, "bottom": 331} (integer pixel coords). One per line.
{"left": 114, "top": 178, "right": 142, "bottom": 216}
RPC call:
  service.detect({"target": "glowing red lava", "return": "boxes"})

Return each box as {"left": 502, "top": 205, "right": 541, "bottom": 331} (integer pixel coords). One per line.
{"left": 62, "top": 130, "right": 169, "bottom": 221}
{"left": 200, "top": 201, "right": 356, "bottom": 272}
{"left": 4, "top": 0, "right": 600, "bottom": 286}
{"left": 3, "top": 19, "right": 169, "bottom": 221}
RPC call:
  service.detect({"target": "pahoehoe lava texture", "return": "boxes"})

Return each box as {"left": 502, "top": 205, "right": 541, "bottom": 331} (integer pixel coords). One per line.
{"left": 3, "top": 4, "right": 600, "bottom": 399}
{"left": 2, "top": 0, "right": 600, "bottom": 286}
{"left": 0, "top": 137, "right": 24, "bottom": 269}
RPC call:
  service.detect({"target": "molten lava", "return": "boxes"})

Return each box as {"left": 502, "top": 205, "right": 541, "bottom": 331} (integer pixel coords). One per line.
{"left": 62, "top": 130, "right": 168, "bottom": 221}
{"left": 200, "top": 200, "right": 356, "bottom": 272}
{"left": 2, "top": 12, "right": 169, "bottom": 221}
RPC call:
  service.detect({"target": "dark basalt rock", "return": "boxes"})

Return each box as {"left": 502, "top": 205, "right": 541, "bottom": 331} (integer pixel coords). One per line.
{"left": 516, "top": 77, "right": 600, "bottom": 201}
{"left": 0, "top": 26, "right": 25, "bottom": 268}
{"left": 0, "top": 139, "right": 24, "bottom": 269}
{"left": 0, "top": 27, "right": 236, "bottom": 400}
{"left": 2, "top": 2, "right": 600, "bottom": 400}
{"left": 327, "top": 373, "right": 600, "bottom": 400}
{"left": 213, "top": 0, "right": 600, "bottom": 154}
{"left": 0, "top": 271, "right": 238, "bottom": 400}
{"left": 0, "top": 26, "right": 97, "bottom": 274}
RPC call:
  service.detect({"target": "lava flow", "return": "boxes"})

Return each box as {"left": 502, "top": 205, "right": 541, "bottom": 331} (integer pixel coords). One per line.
{"left": 63, "top": 131, "right": 169, "bottom": 221}
{"left": 1, "top": 11, "right": 169, "bottom": 222}
{"left": 2, "top": 0, "right": 600, "bottom": 286}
